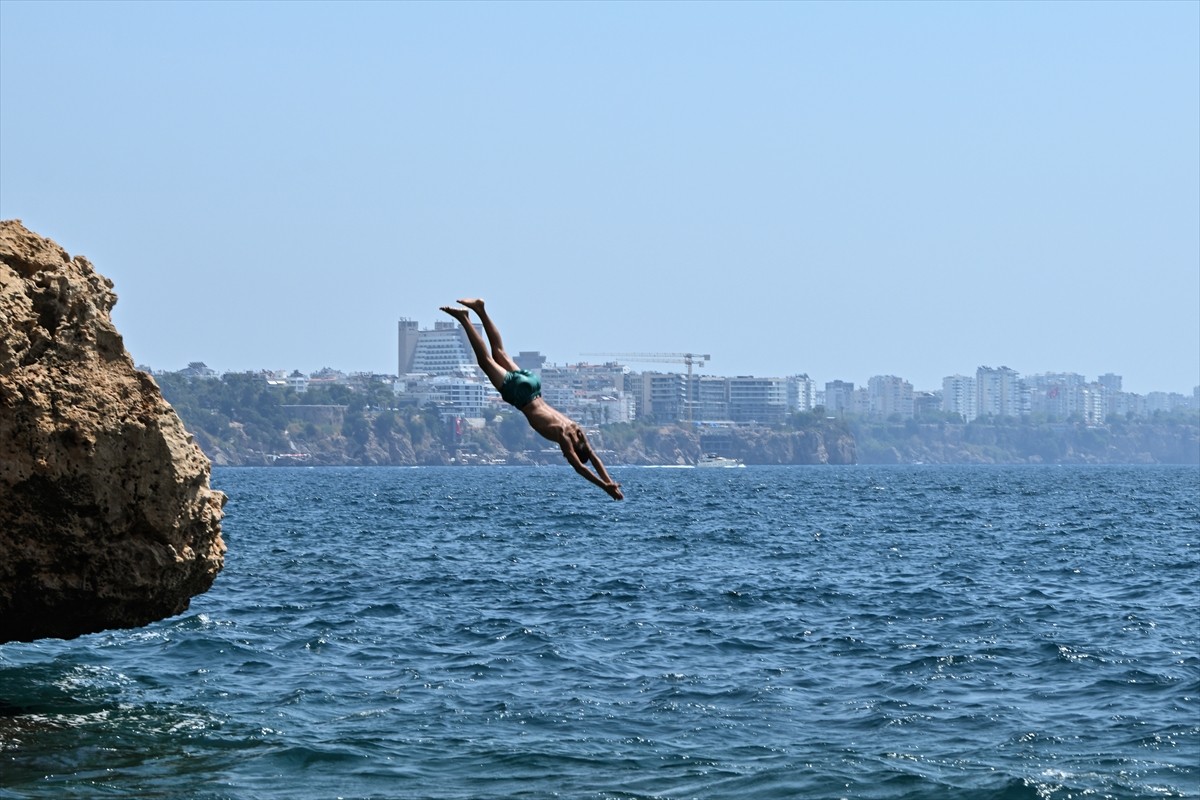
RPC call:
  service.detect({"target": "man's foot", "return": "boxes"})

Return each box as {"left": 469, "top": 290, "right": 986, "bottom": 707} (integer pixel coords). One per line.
{"left": 440, "top": 305, "right": 470, "bottom": 324}
{"left": 456, "top": 298, "right": 486, "bottom": 314}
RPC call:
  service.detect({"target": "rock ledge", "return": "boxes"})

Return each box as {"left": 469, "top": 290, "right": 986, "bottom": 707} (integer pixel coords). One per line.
{"left": 0, "top": 220, "right": 226, "bottom": 643}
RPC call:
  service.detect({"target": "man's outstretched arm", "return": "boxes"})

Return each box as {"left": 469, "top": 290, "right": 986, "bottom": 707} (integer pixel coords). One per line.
{"left": 559, "top": 440, "right": 623, "bottom": 499}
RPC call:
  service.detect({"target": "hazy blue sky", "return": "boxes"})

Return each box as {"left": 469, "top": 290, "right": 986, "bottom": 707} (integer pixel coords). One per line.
{"left": 2, "top": 0, "right": 1197, "bottom": 395}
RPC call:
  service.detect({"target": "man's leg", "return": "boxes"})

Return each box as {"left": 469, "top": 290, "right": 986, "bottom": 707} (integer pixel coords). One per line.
{"left": 457, "top": 298, "right": 518, "bottom": 372}
{"left": 441, "top": 306, "right": 506, "bottom": 390}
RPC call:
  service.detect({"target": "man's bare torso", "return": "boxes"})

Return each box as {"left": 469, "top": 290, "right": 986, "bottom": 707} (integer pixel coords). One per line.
{"left": 521, "top": 398, "right": 585, "bottom": 450}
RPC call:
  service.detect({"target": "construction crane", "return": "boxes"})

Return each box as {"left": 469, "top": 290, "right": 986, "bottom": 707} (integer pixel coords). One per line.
{"left": 581, "top": 352, "right": 711, "bottom": 424}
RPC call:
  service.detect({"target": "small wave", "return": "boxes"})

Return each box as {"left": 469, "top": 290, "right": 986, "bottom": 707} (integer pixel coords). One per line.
{"left": 5, "top": 465, "right": 1196, "bottom": 800}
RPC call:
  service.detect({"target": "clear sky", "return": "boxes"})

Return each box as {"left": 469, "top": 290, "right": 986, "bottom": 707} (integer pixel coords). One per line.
{"left": 2, "top": 0, "right": 1197, "bottom": 395}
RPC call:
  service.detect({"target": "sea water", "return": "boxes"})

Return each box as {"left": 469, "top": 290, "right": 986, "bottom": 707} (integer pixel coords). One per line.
{"left": 1, "top": 465, "right": 1197, "bottom": 800}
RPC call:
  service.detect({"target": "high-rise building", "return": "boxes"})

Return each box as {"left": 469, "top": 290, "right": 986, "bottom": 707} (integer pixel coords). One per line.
{"left": 788, "top": 374, "right": 816, "bottom": 412}
{"left": 630, "top": 371, "right": 687, "bottom": 422}
{"left": 942, "top": 374, "right": 976, "bottom": 421}
{"left": 1146, "top": 392, "right": 1191, "bottom": 414}
{"left": 824, "top": 380, "right": 855, "bottom": 416}
{"left": 851, "top": 387, "right": 871, "bottom": 416}
{"left": 397, "top": 319, "right": 419, "bottom": 377}
{"left": 515, "top": 351, "right": 547, "bottom": 372}
{"left": 867, "top": 375, "right": 914, "bottom": 419}
{"left": 976, "top": 366, "right": 1022, "bottom": 419}
{"left": 1026, "top": 372, "right": 1086, "bottom": 419}
{"left": 1080, "top": 384, "right": 1107, "bottom": 425}
{"left": 398, "top": 319, "right": 482, "bottom": 377}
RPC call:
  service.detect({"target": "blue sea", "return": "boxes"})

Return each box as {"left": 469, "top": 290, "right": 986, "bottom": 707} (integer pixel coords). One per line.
{"left": 2, "top": 465, "right": 1198, "bottom": 799}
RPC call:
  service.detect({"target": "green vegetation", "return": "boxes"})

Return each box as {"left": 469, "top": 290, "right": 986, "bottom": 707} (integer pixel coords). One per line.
{"left": 153, "top": 371, "right": 1199, "bottom": 466}
{"left": 154, "top": 372, "right": 457, "bottom": 465}
{"left": 845, "top": 409, "right": 1199, "bottom": 464}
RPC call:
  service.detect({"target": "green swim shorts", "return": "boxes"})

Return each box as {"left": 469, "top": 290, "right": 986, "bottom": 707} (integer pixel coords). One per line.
{"left": 500, "top": 369, "right": 542, "bottom": 409}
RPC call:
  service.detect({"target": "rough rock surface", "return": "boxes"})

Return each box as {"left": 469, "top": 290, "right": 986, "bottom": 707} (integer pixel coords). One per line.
{"left": 0, "top": 220, "right": 226, "bottom": 643}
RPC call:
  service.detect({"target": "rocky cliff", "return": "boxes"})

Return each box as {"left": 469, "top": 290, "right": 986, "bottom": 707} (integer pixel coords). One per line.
{"left": 849, "top": 418, "right": 1199, "bottom": 465}
{"left": 0, "top": 220, "right": 226, "bottom": 643}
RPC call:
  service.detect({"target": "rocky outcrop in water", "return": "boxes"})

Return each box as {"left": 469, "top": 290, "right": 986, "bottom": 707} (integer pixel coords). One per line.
{"left": 0, "top": 220, "right": 226, "bottom": 643}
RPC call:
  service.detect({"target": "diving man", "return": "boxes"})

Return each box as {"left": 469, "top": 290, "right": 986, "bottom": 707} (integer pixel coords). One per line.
{"left": 441, "top": 299, "right": 624, "bottom": 500}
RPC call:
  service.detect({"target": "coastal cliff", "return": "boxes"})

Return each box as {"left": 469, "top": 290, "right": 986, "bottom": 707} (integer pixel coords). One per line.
{"left": 148, "top": 370, "right": 860, "bottom": 467}
{"left": 150, "top": 367, "right": 1196, "bottom": 467}
{"left": 0, "top": 221, "right": 226, "bottom": 643}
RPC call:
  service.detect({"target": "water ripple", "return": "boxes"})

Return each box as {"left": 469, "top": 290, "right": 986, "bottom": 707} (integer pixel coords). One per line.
{"left": 2, "top": 465, "right": 1197, "bottom": 799}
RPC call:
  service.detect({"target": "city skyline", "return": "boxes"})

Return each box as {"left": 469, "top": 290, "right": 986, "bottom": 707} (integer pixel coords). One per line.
{"left": 387, "top": 315, "right": 1196, "bottom": 398}
{"left": 162, "top": 351, "right": 1196, "bottom": 432}
{"left": 165, "top": 311, "right": 1198, "bottom": 402}
{"left": 3, "top": 2, "right": 1196, "bottom": 396}
{"left": 164, "top": 358, "right": 1199, "bottom": 402}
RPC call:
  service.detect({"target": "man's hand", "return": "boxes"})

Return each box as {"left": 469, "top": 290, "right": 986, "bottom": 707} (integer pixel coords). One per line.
{"left": 604, "top": 482, "right": 624, "bottom": 501}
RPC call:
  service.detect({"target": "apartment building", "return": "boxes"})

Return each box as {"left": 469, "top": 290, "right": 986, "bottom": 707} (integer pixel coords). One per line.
{"left": 695, "top": 375, "right": 731, "bottom": 422}
{"left": 914, "top": 391, "right": 941, "bottom": 418}
{"left": 433, "top": 376, "right": 491, "bottom": 418}
{"left": 541, "top": 361, "right": 633, "bottom": 425}
{"left": 1025, "top": 372, "right": 1110, "bottom": 423}
{"left": 866, "top": 375, "right": 914, "bottom": 419}
{"left": 727, "top": 376, "right": 788, "bottom": 424}
{"left": 627, "top": 371, "right": 687, "bottom": 422}
{"left": 976, "top": 366, "right": 1024, "bottom": 418}
{"left": 824, "top": 381, "right": 855, "bottom": 416}
{"left": 788, "top": 374, "right": 817, "bottom": 412}
{"left": 942, "top": 374, "right": 977, "bottom": 421}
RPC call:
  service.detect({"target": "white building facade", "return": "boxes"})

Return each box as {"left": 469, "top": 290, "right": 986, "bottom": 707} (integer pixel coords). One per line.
{"left": 976, "top": 366, "right": 1023, "bottom": 419}
{"left": 942, "top": 374, "right": 977, "bottom": 421}
{"left": 867, "top": 375, "right": 915, "bottom": 419}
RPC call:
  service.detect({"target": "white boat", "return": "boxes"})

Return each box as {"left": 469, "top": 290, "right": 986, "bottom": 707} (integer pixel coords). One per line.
{"left": 697, "top": 454, "right": 745, "bottom": 468}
